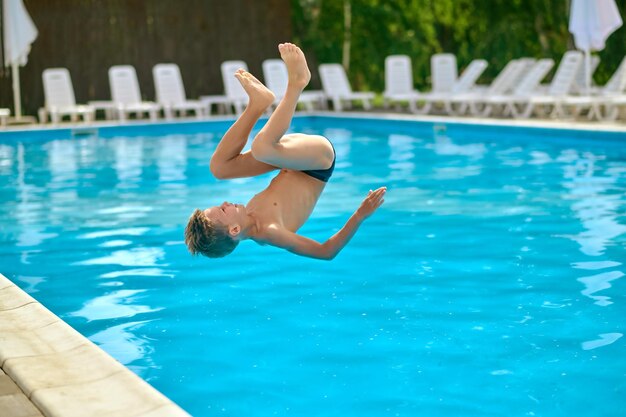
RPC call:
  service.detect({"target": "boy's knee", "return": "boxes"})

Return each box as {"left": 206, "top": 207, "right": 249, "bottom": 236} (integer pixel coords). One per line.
{"left": 251, "top": 138, "right": 272, "bottom": 163}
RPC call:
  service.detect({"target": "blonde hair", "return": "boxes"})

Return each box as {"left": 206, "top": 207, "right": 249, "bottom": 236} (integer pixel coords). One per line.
{"left": 184, "top": 209, "right": 238, "bottom": 258}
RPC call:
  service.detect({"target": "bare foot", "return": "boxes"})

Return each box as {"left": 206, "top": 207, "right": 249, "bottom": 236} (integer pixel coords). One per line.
{"left": 234, "top": 69, "right": 276, "bottom": 111}
{"left": 278, "top": 43, "right": 311, "bottom": 90}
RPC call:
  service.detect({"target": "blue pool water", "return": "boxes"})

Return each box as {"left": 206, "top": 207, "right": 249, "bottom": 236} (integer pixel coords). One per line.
{"left": 0, "top": 117, "right": 625, "bottom": 416}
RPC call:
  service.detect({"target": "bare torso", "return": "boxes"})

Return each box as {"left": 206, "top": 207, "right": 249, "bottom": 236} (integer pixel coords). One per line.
{"left": 246, "top": 169, "right": 326, "bottom": 237}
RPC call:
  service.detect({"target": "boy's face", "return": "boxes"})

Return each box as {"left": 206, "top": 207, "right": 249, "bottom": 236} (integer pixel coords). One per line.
{"left": 203, "top": 202, "right": 245, "bottom": 228}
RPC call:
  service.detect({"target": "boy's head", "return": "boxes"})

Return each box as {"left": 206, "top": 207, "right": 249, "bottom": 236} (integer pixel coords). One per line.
{"left": 184, "top": 208, "right": 239, "bottom": 258}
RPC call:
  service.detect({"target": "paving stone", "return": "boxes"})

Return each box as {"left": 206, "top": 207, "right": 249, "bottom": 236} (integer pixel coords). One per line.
{"left": 0, "top": 304, "right": 57, "bottom": 332}
{"left": 5, "top": 344, "right": 125, "bottom": 396}
{"left": 0, "top": 367, "right": 4, "bottom": 375}
{"left": 0, "top": 286, "right": 36, "bottom": 311}
{"left": 32, "top": 371, "right": 170, "bottom": 417}
{"left": 0, "top": 374, "right": 22, "bottom": 396}
{"left": 132, "top": 404, "right": 192, "bottom": 417}
{"left": 0, "top": 393, "right": 44, "bottom": 417}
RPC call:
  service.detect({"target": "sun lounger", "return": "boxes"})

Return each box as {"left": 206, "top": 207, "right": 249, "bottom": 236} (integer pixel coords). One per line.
{"left": 410, "top": 57, "right": 488, "bottom": 115}
{"left": 561, "top": 56, "right": 626, "bottom": 120}
{"left": 441, "top": 59, "right": 488, "bottom": 114}
{"left": 382, "top": 55, "right": 430, "bottom": 113}
{"left": 153, "top": 63, "right": 207, "bottom": 119}
{"left": 109, "top": 65, "right": 161, "bottom": 122}
{"left": 39, "top": 68, "right": 95, "bottom": 124}
{"left": 506, "top": 51, "right": 583, "bottom": 118}
{"left": 477, "top": 58, "right": 555, "bottom": 117}
{"left": 0, "top": 108, "right": 9, "bottom": 127}
{"left": 262, "top": 59, "right": 325, "bottom": 111}
{"left": 449, "top": 59, "right": 536, "bottom": 116}
{"left": 318, "top": 64, "right": 374, "bottom": 111}
{"left": 201, "top": 60, "right": 259, "bottom": 115}
{"left": 431, "top": 53, "right": 458, "bottom": 94}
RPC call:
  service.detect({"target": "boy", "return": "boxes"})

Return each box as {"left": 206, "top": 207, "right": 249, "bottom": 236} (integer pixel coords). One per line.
{"left": 184, "top": 43, "right": 386, "bottom": 260}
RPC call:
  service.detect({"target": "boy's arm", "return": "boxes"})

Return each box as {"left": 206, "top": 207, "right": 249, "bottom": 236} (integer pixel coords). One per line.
{"left": 262, "top": 187, "right": 386, "bottom": 260}
{"left": 210, "top": 150, "right": 277, "bottom": 180}
{"left": 209, "top": 115, "right": 277, "bottom": 179}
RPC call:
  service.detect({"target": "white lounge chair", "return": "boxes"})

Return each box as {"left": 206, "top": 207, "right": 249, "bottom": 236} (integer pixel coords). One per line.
{"left": 319, "top": 64, "right": 374, "bottom": 111}
{"left": 412, "top": 57, "right": 488, "bottom": 115}
{"left": 109, "top": 65, "right": 161, "bottom": 122}
{"left": 222, "top": 60, "right": 250, "bottom": 114}
{"left": 441, "top": 59, "right": 488, "bottom": 114}
{"left": 507, "top": 51, "right": 583, "bottom": 118}
{"left": 0, "top": 108, "right": 9, "bottom": 127}
{"left": 153, "top": 64, "right": 207, "bottom": 119}
{"left": 479, "top": 58, "right": 555, "bottom": 117}
{"left": 262, "top": 59, "right": 325, "bottom": 111}
{"left": 450, "top": 59, "right": 536, "bottom": 116}
{"left": 200, "top": 60, "right": 256, "bottom": 115}
{"left": 39, "top": 68, "right": 95, "bottom": 124}
{"left": 382, "top": 55, "right": 430, "bottom": 113}
{"left": 431, "top": 53, "right": 458, "bottom": 93}
{"left": 561, "top": 55, "right": 626, "bottom": 120}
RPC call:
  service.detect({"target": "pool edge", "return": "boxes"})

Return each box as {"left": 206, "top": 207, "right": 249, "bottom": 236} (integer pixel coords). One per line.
{"left": 0, "top": 272, "right": 191, "bottom": 417}
{"left": 2, "top": 111, "right": 626, "bottom": 142}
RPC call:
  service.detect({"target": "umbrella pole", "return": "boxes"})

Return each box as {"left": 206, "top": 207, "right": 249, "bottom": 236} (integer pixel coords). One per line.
{"left": 585, "top": 49, "right": 591, "bottom": 94}
{"left": 11, "top": 62, "right": 23, "bottom": 119}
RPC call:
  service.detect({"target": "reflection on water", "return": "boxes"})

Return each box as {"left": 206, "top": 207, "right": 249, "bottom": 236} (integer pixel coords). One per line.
{"left": 428, "top": 134, "right": 486, "bottom": 158}
{"left": 581, "top": 333, "right": 623, "bottom": 350}
{"left": 16, "top": 275, "right": 46, "bottom": 294}
{"left": 99, "top": 240, "right": 133, "bottom": 248}
{"left": 388, "top": 134, "right": 416, "bottom": 181}
{"left": 74, "top": 247, "right": 166, "bottom": 267}
{"left": 561, "top": 151, "right": 626, "bottom": 256}
{"left": 577, "top": 270, "right": 624, "bottom": 306}
{"left": 158, "top": 135, "right": 187, "bottom": 183}
{"left": 77, "top": 227, "right": 150, "bottom": 239}
{"left": 113, "top": 137, "right": 143, "bottom": 184}
{"left": 89, "top": 320, "right": 156, "bottom": 371}
{"left": 99, "top": 268, "right": 175, "bottom": 279}
{"left": 68, "top": 289, "right": 162, "bottom": 321}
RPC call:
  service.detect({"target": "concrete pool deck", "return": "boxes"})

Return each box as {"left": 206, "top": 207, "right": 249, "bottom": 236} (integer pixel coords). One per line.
{"left": 0, "top": 273, "right": 190, "bottom": 417}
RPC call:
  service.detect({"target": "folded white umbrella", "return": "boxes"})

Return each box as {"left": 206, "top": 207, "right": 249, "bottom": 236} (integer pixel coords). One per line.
{"left": 3, "top": 0, "right": 38, "bottom": 119}
{"left": 569, "top": 0, "right": 622, "bottom": 94}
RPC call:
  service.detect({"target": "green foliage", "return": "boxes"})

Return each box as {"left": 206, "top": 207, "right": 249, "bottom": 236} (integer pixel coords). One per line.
{"left": 291, "top": 0, "right": 625, "bottom": 91}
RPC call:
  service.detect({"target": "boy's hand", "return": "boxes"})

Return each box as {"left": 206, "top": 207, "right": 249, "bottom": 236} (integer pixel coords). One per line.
{"left": 357, "top": 187, "right": 386, "bottom": 220}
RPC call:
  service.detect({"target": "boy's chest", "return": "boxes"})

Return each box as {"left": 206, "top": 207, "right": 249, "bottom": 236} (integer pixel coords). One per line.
{"left": 248, "top": 170, "right": 325, "bottom": 231}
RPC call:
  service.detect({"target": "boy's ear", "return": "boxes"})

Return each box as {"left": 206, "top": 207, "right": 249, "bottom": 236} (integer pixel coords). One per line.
{"left": 229, "top": 225, "right": 241, "bottom": 238}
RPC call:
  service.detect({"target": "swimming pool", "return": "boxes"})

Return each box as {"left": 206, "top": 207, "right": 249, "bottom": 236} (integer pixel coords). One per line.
{"left": 0, "top": 115, "right": 625, "bottom": 416}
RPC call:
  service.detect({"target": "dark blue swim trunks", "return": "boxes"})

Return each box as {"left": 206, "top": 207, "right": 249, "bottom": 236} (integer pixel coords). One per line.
{"left": 302, "top": 139, "right": 336, "bottom": 183}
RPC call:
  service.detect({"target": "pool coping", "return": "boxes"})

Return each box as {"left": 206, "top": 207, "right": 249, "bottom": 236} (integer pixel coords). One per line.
{"left": 0, "top": 272, "right": 191, "bottom": 417}
{"left": 1, "top": 111, "right": 626, "bottom": 141}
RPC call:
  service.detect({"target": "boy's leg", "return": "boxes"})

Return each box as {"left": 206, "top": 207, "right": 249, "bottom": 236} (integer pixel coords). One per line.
{"left": 250, "top": 43, "right": 334, "bottom": 171}
{"left": 209, "top": 69, "right": 276, "bottom": 176}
